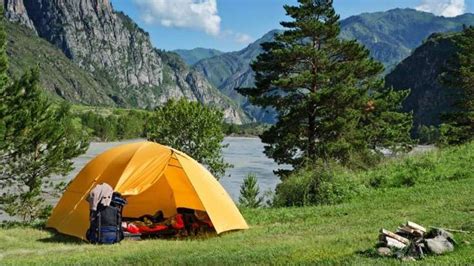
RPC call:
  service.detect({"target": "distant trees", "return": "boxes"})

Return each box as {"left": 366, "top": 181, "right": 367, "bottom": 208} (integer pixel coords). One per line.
{"left": 238, "top": 0, "right": 412, "bottom": 176}
{"left": 0, "top": 15, "right": 89, "bottom": 221}
{"left": 223, "top": 122, "right": 270, "bottom": 136}
{"left": 147, "top": 99, "right": 231, "bottom": 179}
{"left": 78, "top": 109, "right": 149, "bottom": 141}
{"left": 440, "top": 26, "right": 474, "bottom": 145}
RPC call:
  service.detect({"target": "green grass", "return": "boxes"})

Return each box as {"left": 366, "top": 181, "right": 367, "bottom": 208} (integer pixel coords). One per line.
{"left": 357, "top": 142, "right": 474, "bottom": 188}
{"left": 1, "top": 177, "right": 473, "bottom": 264}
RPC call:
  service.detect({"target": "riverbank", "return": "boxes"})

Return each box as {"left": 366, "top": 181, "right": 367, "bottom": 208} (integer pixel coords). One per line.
{"left": 1, "top": 177, "right": 472, "bottom": 264}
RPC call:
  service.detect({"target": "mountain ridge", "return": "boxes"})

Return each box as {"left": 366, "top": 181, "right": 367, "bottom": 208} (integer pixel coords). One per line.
{"left": 192, "top": 9, "right": 474, "bottom": 122}
{"left": 173, "top": 48, "right": 224, "bottom": 65}
{"left": 3, "top": 0, "right": 248, "bottom": 124}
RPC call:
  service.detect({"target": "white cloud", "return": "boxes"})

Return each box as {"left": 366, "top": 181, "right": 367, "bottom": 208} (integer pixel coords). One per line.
{"left": 234, "top": 33, "right": 254, "bottom": 45}
{"left": 133, "top": 0, "right": 221, "bottom": 36}
{"left": 221, "top": 30, "right": 254, "bottom": 45}
{"left": 416, "top": 0, "right": 466, "bottom": 17}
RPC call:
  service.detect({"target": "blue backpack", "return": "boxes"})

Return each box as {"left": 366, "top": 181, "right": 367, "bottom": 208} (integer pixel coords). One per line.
{"left": 86, "top": 193, "right": 127, "bottom": 244}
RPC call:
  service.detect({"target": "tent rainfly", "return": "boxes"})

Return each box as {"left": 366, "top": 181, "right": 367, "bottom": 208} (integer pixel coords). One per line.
{"left": 47, "top": 141, "right": 248, "bottom": 239}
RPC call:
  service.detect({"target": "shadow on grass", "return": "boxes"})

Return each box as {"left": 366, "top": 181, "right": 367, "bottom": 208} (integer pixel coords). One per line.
{"left": 37, "top": 228, "right": 86, "bottom": 244}
{"left": 38, "top": 229, "right": 218, "bottom": 244}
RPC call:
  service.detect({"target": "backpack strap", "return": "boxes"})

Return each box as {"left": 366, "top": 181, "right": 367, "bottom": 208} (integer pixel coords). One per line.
{"left": 98, "top": 210, "right": 102, "bottom": 242}
{"left": 116, "top": 206, "right": 119, "bottom": 242}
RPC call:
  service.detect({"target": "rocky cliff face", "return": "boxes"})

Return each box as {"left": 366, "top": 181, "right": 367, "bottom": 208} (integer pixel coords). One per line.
{"left": 4, "top": 0, "right": 247, "bottom": 123}
{"left": 4, "top": 0, "right": 35, "bottom": 30}
{"left": 6, "top": 21, "right": 116, "bottom": 106}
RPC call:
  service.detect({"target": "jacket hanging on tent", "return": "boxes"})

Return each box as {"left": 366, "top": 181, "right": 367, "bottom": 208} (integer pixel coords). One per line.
{"left": 87, "top": 183, "right": 114, "bottom": 211}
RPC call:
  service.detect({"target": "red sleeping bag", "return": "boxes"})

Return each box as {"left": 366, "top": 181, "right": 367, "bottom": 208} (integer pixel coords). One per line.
{"left": 137, "top": 224, "right": 169, "bottom": 233}
{"left": 127, "top": 214, "right": 185, "bottom": 233}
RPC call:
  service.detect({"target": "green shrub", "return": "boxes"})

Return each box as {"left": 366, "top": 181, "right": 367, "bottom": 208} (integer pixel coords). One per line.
{"left": 438, "top": 123, "right": 471, "bottom": 146}
{"left": 417, "top": 125, "right": 440, "bottom": 144}
{"left": 272, "top": 162, "right": 363, "bottom": 207}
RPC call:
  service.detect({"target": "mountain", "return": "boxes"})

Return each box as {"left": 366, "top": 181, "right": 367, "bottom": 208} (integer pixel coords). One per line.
{"left": 340, "top": 8, "right": 474, "bottom": 70}
{"left": 173, "top": 48, "right": 223, "bottom": 65}
{"left": 193, "top": 30, "right": 280, "bottom": 122}
{"left": 385, "top": 33, "right": 461, "bottom": 133}
{"left": 193, "top": 9, "right": 474, "bottom": 123}
{"left": 6, "top": 21, "right": 116, "bottom": 106}
{"left": 3, "top": 0, "right": 248, "bottom": 124}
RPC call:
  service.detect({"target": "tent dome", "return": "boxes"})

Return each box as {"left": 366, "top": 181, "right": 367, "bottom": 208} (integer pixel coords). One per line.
{"left": 47, "top": 141, "right": 248, "bottom": 239}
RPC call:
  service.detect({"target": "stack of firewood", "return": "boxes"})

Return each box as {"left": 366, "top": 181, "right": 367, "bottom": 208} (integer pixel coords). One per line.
{"left": 377, "top": 221, "right": 456, "bottom": 261}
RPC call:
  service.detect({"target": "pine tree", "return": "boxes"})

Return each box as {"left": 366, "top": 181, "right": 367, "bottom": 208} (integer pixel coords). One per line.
{"left": 238, "top": 174, "right": 263, "bottom": 208}
{"left": 0, "top": 69, "right": 90, "bottom": 221}
{"left": 440, "top": 26, "right": 474, "bottom": 145}
{"left": 238, "top": 0, "right": 412, "bottom": 175}
{"left": 0, "top": 15, "right": 89, "bottom": 221}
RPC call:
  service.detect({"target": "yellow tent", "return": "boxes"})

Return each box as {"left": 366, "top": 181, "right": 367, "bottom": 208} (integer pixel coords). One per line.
{"left": 47, "top": 141, "right": 248, "bottom": 239}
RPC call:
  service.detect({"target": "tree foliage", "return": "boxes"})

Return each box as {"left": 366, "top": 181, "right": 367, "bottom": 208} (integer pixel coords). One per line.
{"left": 440, "top": 26, "right": 474, "bottom": 145}
{"left": 147, "top": 99, "right": 231, "bottom": 179}
{"left": 0, "top": 14, "right": 89, "bottom": 221}
{"left": 238, "top": 0, "right": 413, "bottom": 176}
{"left": 239, "top": 173, "right": 264, "bottom": 208}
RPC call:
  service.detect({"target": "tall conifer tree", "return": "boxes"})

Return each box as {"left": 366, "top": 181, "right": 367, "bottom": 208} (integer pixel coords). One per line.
{"left": 238, "top": 0, "right": 412, "bottom": 175}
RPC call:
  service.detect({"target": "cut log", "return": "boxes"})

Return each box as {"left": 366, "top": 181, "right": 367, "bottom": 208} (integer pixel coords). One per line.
{"left": 397, "top": 226, "right": 414, "bottom": 234}
{"left": 380, "top": 229, "right": 410, "bottom": 244}
{"left": 406, "top": 221, "right": 426, "bottom": 233}
{"left": 398, "top": 226, "right": 424, "bottom": 237}
{"left": 385, "top": 236, "right": 407, "bottom": 249}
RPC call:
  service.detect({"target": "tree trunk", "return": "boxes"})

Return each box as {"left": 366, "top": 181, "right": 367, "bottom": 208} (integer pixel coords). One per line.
{"left": 308, "top": 104, "right": 316, "bottom": 160}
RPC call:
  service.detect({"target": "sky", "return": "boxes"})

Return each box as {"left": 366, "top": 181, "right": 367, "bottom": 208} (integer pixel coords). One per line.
{"left": 110, "top": 0, "right": 474, "bottom": 52}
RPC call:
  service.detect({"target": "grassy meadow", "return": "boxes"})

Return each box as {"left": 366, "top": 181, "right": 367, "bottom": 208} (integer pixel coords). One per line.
{"left": 0, "top": 143, "right": 473, "bottom": 265}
